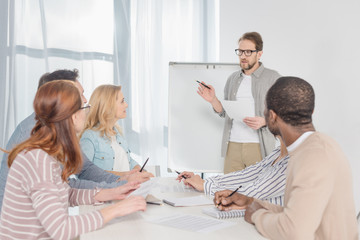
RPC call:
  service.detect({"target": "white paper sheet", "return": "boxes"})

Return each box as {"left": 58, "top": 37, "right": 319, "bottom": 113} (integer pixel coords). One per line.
{"left": 221, "top": 99, "right": 255, "bottom": 120}
{"left": 128, "top": 177, "right": 159, "bottom": 198}
{"left": 162, "top": 195, "right": 213, "bottom": 207}
{"left": 149, "top": 214, "right": 236, "bottom": 233}
{"left": 158, "top": 181, "right": 196, "bottom": 193}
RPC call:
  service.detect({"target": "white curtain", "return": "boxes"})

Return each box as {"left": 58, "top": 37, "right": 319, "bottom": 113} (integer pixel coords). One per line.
{"left": 127, "top": 0, "right": 218, "bottom": 176}
{"left": 0, "top": 0, "right": 119, "bottom": 148}
{"left": 0, "top": 0, "right": 218, "bottom": 177}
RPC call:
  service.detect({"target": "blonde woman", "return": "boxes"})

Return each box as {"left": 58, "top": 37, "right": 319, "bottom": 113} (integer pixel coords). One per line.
{"left": 80, "top": 85, "right": 152, "bottom": 179}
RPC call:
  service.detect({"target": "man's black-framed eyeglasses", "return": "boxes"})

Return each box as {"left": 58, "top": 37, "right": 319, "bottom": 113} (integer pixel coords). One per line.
{"left": 80, "top": 103, "right": 91, "bottom": 111}
{"left": 235, "top": 49, "right": 258, "bottom": 57}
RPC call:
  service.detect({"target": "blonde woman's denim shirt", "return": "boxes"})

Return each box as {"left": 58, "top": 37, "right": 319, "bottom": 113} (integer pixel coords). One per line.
{"left": 80, "top": 128, "right": 139, "bottom": 171}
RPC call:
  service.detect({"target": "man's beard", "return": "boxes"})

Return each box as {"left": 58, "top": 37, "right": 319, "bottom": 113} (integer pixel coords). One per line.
{"left": 240, "top": 61, "right": 256, "bottom": 71}
{"left": 268, "top": 124, "right": 281, "bottom": 136}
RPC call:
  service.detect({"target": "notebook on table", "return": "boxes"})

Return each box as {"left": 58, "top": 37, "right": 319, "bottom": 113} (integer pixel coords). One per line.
{"left": 202, "top": 207, "right": 246, "bottom": 219}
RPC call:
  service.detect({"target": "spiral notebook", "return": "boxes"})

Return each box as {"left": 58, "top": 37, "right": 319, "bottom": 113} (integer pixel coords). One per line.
{"left": 202, "top": 207, "right": 246, "bottom": 219}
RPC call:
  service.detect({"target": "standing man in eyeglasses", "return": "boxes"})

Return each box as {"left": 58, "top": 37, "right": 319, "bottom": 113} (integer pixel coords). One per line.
{"left": 197, "top": 32, "right": 281, "bottom": 173}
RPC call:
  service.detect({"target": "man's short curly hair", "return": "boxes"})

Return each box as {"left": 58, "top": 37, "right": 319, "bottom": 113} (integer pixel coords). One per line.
{"left": 266, "top": 76, "right": 315, "bottom": 126}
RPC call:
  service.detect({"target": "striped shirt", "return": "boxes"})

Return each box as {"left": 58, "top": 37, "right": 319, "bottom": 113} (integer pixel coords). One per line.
{"left": 0, "top": 149, "right": 104, "bottom": 240}
{"left": 204, "top": 147, "right": 289, "bottom": 206}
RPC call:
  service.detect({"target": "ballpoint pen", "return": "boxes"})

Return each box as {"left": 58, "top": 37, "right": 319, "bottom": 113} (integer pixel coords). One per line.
{"left": 146, "top": 202, "right": 162, "bottom": 205}
{"left": 175, "top": 170, "right": 187, "bottom": 179}
{"left": 216, "top": 185, "right": 242, "bottom": 207}
{"left": 195, "top": 80, "right": 211, "bottom": 89}
{"left": 139, "top": 157, "right": 149, "bottom": 172}
{"left": 227, "top": 185, "right": 242, "bottom": 197}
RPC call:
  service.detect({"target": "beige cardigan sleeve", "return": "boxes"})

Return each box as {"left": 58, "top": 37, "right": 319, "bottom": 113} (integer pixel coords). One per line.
{"left": 251, "top": 149, "right": 335, "bottom": 240}
{"left": 253, "top": 199, "right": 283, "bottom": 213}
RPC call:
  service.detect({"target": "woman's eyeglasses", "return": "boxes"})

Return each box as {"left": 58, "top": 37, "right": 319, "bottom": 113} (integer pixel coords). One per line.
{"left": 79, "top": 103, "right": 91, "bottom": 113}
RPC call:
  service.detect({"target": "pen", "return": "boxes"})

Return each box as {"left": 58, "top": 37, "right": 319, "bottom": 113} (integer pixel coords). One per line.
{"left": 216, "top": 185, "right": 242, "bottom": 207}
{"left": 175, "top": 170, "right": 187, "bottom": 179}
{"left": 146, "top": 202, "right": 162, "bottom": 205}
{"left": 227, "top": 185, "right": 242, "bottom": 198}
{"left": 195, "top": 80, "right": 211, "bottom": 90}
{"left": 139, "top": 157, "right": 149, "bottom": 172}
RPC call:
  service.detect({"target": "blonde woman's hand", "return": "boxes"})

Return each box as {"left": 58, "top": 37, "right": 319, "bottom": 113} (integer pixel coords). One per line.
{"left": 125, "top": 171, "right": 153, "bottom": 183}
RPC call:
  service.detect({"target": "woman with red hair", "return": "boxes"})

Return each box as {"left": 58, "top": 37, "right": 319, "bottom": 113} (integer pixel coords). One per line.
{"left": 0, "top": 80, "right": 146, "bottom": 239}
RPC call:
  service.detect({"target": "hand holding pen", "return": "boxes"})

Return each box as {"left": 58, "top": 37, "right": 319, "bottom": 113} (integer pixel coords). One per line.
{"left": 195, "top": 80, "right": 216, "bottom": 103}
{"left": 175, "top": 171, "right": 196, "bottom": 182}
{"left": 195, "top": 80, "right": 211, "bottom": 89}
{"left": 213, "top": 186, "right": 254, "bottom": 211}
{"left": 175, "top": 170, "right": 187, "bottom": 180}
{"left": 227, "top": 185, "right": 242, "bottom": 197}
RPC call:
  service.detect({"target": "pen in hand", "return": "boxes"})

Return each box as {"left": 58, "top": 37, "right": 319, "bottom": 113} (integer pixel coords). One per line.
{"left": 146, "top": 202, "right": 162, "bottom": 206}
{"left": 195, "top": 80, "right": 211, "bottom": 90}
{"left": 227, "top": 185, "right": 242, "bottom": 197}
{"left": 139, "top": 157, "right": 149, "bottom": 172}
{"left": 216, "top": 185, "right": 242, "bottom": 207}
{"left": 175, "top": 170, "right": 187, "bottom": 179}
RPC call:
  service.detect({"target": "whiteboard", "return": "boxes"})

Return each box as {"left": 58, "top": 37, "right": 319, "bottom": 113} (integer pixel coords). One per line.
{"left": 168, "top": 62, "right": 240, "bottom": 173}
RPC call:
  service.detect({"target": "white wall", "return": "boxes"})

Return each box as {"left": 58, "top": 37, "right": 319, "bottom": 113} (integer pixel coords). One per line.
{"left": 219, "top": 0, "right": 360, "bottom": 213}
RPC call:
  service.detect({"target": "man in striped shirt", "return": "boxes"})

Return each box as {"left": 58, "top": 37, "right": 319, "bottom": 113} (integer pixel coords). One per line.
{"left": 177, "top": 136, "right": 288, "bottom": 205}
